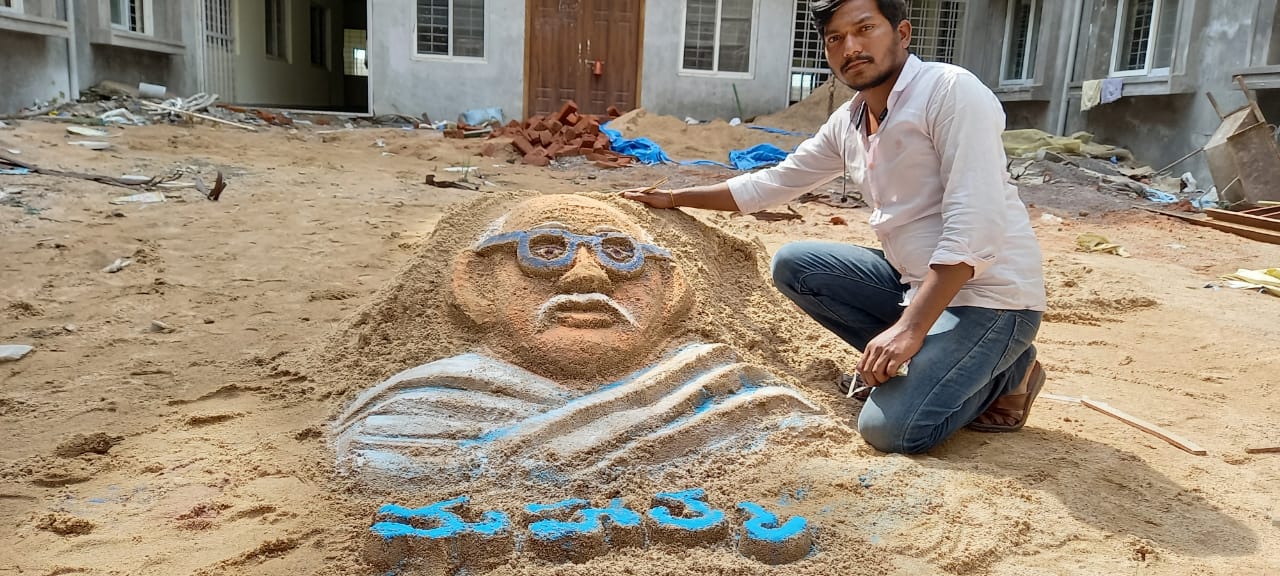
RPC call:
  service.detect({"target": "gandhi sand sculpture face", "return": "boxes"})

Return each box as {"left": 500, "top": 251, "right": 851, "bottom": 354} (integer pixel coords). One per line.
{"left": 451, "top": 195, "right": 692, "bottom": 381}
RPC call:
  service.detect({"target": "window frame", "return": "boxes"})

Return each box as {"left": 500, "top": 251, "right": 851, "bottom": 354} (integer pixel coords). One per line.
{"left": 110, "top": 0, "right": 155, "bottom": 36}
{"left": 999, "top": 0, "right": 1039, "bottom": 85}
{"left": 677, "top": 0, "right": 760, "bottom": 79}
{"left": 265, "top": 0, "right": 288, "bottom": 61}
{"left": 413, "top": 0, "right": 486, "bottom": 63}
{"left": 1109, "top": 0, "right": 1176, "bottom": 78}
{"left": 0, "top": 0, "right": 23, "bottom": 13}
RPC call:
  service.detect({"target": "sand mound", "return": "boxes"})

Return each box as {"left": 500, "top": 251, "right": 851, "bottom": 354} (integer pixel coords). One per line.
{"left": 609, "top": 110, "right": 808, "bottom": 162}
{"left": 755, "top": 79, "right": 856, "bottom": 134}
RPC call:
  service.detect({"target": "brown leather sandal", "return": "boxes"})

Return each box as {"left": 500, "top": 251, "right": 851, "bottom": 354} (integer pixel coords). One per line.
{"left": 968, "top": 361, "right": 1046, "bottom": 433}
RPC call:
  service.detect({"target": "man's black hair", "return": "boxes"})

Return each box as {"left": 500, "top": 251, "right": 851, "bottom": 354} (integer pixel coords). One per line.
{"left": 810, "top": 0, "right": 909, "bottom": 34}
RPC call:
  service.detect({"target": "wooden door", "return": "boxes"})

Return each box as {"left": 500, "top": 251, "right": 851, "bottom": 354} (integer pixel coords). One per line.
{"left": 526, "top": 0, "right": 643, "bottom": 118}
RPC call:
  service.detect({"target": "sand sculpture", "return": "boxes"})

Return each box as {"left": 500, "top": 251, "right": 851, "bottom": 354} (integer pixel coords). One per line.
{"left": 333, "top": 195, "right": 831, "bottom": 483}
{"left": 317, "top": 193, "right": 849, "bottom": 568}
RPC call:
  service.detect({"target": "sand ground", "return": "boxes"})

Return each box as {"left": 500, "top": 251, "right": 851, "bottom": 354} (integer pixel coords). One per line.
{"left": 1, "top": 118, "right": 1278, "bottom": 575}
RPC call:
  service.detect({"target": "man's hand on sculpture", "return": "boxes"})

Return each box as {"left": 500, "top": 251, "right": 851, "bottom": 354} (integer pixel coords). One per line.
{"left": 856, "top": 322, "right": 924, "bottom": 387}
{"left": 620, "top": 188, "right": 677, "bottom": 209}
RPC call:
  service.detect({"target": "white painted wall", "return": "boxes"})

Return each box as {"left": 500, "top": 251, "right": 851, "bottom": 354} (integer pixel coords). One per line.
{"left": 639, "top": 0, "right": 793, "bottom": 120}
{"left": 369, "top": 0, "right": 525, "bottom": 122}
{"left": 233, "top": 0, "right": 345, "bottom": 107}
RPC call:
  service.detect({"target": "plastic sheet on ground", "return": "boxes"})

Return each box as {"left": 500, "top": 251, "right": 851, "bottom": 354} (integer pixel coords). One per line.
{"left": 1144, "top": 188, "right": 1179, "bottom": 203}
{"left": 729, "top": 143, "right": 791, "bottom": 170}
{"left": 600, "top": 124, "right": 673, "bottom": 165}
{"left": 1220, "top": 268, "right": 1280, "bottom": 297}
{"left": 1003, "top": 129, "right": 1135, "bottom": 162}
{"left": 1076, "top": 233, "right": 1130, "bottom": 257}
{"left": 603, "top": 123, "right": 791, "bottom": 170}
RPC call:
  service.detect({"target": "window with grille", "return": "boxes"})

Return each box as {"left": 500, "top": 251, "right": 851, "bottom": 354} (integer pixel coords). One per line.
{"left": 682, "top": 0, "right": 755, "bottom": 74}
{"left": 908, "top": 0, "right": 965, "bottom": 64}
{"left": 1111, "top": 0, "right": 1178, "bottom": 75}
{"left": 310, "top": 5, "right": 329, "bottom": 68}
{"left": 344, "top": 29, "right": 369, "bottom": 76}
{"left": 416, "top": 0, "right": 485, "bottom": 58}
{"left": 110, "top": 0, "right": 150, "bottom": 34}
{"left": 1001, "top": 0, "right": 1039, "bottom": 83}
{"left": 266, "top": 0, "right": 288, "bottom": 59}
{"left": 788, "top": 0, "right": 830, "bottom": 103}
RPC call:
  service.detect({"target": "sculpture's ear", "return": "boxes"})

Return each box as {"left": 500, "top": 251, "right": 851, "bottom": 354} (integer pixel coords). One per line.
{"left": 449, "top": 249, "right": 498, "bottom": 328}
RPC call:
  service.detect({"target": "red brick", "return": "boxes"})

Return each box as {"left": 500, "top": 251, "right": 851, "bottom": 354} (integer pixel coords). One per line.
{"left": 538, "top": 131, "right": 554, "bottom": 147}
{"left": 565, "top": 112, "right": 580, "bottom": 125}
{"left": 444, "top": 129, "right": 465, "bottom": 139}
{"left": 556, "top": 100, "right": 580, "bottom": 124}
{"left": 511, "top": 134, "right": 535, "bottom": 156}
{"left": 482, "top": 142, "right": 501, "bottom": 157}
{"left": 549, "top": 120, "right": 564, "bottom": 134}
{"left": 607, "top": 106, "right": 622, "bottom": 118}
{"left": 523, "top": 152, "right": 551, "bottom": 167}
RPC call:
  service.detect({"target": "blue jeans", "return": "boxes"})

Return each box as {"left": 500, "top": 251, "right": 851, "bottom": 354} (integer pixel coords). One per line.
{"left": 771, "top": 241, "right": 1042, "bottom": 454}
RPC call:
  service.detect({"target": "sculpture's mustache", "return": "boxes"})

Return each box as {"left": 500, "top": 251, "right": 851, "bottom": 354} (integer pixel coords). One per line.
{"left": 536, "top": 293, "right": 638, "bottom": 329}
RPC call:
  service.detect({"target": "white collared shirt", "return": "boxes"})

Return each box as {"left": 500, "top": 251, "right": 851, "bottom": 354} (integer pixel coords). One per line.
{"left": 728, "top": 55, "right": 1046, "bottom": 311}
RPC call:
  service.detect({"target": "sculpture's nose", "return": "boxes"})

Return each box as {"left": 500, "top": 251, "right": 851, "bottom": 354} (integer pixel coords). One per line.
{"left": 554, "top": 245, "right": 614, "bottom": 294}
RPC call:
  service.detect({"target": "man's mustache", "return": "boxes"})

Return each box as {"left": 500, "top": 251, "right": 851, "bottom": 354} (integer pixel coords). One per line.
{"left": 535, "top": 293, "right": 638, "bottom": 329}
{"left": 842, "top": 54, "right": 874, "bottom": 73}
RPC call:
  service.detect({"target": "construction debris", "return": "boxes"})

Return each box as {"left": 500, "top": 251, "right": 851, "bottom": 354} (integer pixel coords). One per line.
{"left": 487, "top": 101, "right": 630, "bottom": 168}
{"left": 0, "top": 344, "right": 34, "bottom": 363}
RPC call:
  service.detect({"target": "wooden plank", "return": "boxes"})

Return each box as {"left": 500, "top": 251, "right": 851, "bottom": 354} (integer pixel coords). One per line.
{"left": 1081, "top": 399, "right": 1208, "bottom": 456}
{"left": 1205, "top": 208, "right": 1280, "bottom": 232}
{"left": 1244, "top": 446, "right": 1280, "bottom": 454}
{"left": 1140, "top": 207, "right": 1280, "bottom": 245}
{"left": 1040, "top": 392, "right": 1081, "bottom": 404}
{"left": 1244, "top": 205, "right": 1280, "bottom": 216}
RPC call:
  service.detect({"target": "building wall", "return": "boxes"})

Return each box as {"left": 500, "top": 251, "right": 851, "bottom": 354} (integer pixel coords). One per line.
{"left": 232, "top": 0, "right": 346, "bottom": 107}
{"left": 0, "top": 32, "right": 72, "bottom": 111}
{"left": 369, "top": 0, "right": 524, "bottom": 122}
{"left": 72, "top": 0, "right": 198, "bottom": 99}
{"left": 1063, "top": 0, "right": 1258, "bottom": 187}
{"left": 367, "top": 0, "right": 789, "bottom": 123}
{"left": 638, "top": 0, "right": 792, "bottom": 120}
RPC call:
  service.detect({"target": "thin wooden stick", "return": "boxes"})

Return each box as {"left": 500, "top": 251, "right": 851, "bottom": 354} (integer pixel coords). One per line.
{"left": 141, "top": 101, "right": 258, "bottom": 132}
{"left": 639, "top": 176, "right": 670, "bottom": 193}
{"left": 1081, "top": 399, "right": 1208, "bottom": 456}
{"left": 1244, "top": 446, "right": 1280, "bottom": 454}
{"left": 1040, "top": 392, "right": 1080, "bottom": 404}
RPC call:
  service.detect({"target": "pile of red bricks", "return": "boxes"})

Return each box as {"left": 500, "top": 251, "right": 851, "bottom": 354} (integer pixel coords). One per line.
{"left": 483, "top": 101, "right": 632, "bottom": 168}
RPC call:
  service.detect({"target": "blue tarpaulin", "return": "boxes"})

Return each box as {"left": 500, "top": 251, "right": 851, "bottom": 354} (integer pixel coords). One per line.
{"left": 601, "top": 124, "right": 674, "bottom": 165}
{"left": 602, "top": 123, "right": 792, "bottom": 170}
{"left": 728, "top": 143, "right": 791, "bottom": 170}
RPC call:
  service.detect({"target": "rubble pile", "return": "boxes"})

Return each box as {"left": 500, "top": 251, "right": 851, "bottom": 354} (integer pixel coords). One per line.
{"left": 483, "top": 101, "right": 630, "bottom": 168}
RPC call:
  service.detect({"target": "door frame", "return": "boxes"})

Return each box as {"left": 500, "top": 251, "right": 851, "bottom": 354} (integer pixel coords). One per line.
{"left": 522, "top": 0, "right": 646, "bottom": 119}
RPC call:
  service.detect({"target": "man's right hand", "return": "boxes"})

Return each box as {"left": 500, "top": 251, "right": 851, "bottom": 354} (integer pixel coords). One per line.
{"left": 620, "top": 188, "right": 677, "bottom": 209}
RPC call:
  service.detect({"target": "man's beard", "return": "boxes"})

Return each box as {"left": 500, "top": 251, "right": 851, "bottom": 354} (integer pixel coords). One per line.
{"left": 835, "top": 53, "right": 903, "bottom": 91}
{"left": 845, "top": 66, "right": 897, "bottom": 91}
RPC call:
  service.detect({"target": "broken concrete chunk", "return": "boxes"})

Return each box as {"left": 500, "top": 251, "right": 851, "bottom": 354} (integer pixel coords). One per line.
{"left": 0, "top": 344, "right": 34, "bottom": 362}
{"left": 109, "top": 192, "right": 164, "bottom": 205}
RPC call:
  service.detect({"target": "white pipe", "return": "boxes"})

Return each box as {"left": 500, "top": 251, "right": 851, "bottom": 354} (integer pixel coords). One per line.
{"left": 65, "top": 0, "right": 80, "bottom": 100}
{"left": 1056, "top": 0, "right": 1085, "bottom": 136}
